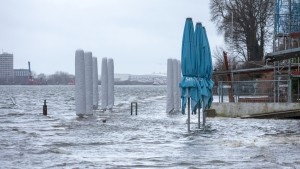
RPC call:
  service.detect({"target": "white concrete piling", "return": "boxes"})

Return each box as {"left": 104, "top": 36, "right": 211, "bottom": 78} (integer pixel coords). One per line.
{"left": 177, "top": 60, "right": 181, "bottom": 110}
{"left": 75, "top": 49, "right": 86, "bottom": 117}
{"left": 173, "top": 59, "right": 179, "bottom": 112}
{"left": 92, "top": 57, "right": 99, "bottom": 110}
{"left": 101, "top": 57, "right": 108, "bottom": 110}
{"left": 166, "top": 58, "right": 174, "bottom": 113}
{"left": 84, "top": 52, "right": 93, "bottom": 115}
{"left": 107, "top": 58, "right": 114, "bottom": 110}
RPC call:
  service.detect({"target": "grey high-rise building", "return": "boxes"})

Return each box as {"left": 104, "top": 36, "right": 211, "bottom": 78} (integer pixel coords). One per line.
{"left": 0, "top": 52, "right": 14, "bottom": 84}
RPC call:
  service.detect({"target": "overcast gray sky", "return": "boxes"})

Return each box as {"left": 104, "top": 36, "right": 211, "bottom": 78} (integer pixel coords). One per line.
{"left": 0, "top": 0, "right": 224, "bottom": 75}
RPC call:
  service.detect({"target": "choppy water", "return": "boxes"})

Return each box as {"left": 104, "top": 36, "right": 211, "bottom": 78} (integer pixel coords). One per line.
{"left": 0, "top": 85, "right": 300, "bottom": 169}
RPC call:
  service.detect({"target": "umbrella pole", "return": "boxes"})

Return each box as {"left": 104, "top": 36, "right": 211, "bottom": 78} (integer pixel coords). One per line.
{"left": 188, "top": 97, "right": 190, "bottom": 132}
{"left": 202, "top": 101, "right": 206, "bottom": 127}
{"left": 198, "top": 101, "right": 200, "bottom": 129}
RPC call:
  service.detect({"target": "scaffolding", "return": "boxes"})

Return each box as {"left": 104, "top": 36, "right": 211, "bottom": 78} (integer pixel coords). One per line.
{"left": 275, "top": 0, "right": 300, "bottom": 37}
{"left": 214, "top": 1, "right": 300, "bottom": 103}
{"left": 265, "top": 0, "right": 300, "bottom": 102}
{"left": 268, "top": 9, "right": 300, "bottom": 61}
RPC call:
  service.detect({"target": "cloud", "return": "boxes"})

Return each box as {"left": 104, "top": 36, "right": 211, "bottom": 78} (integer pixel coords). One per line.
{"left": 0, "top": 0, "right": 224, "bottom": 75}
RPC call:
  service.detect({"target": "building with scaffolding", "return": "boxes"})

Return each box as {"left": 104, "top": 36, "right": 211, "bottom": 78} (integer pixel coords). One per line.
{"left": 211, "top": 0, "right": 300, "bottom": 118}
{"left": 265, "top": 0, "right": 300, "bottom": 103}
{"left": 214, "top": 0, "right": 300, "bottom": 103}
{"left": 273, "top": 0, "right": 300, "bottom": 51}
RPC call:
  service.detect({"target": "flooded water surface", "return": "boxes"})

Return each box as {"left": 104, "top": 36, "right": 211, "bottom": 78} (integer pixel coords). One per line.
{"left": 0, "top": 85, "right": 299, "bottom": 168}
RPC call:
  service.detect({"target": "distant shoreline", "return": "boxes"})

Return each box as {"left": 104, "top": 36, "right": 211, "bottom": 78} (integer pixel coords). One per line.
{"left": 0, "top": 83, "right": 167, "bottom": 86}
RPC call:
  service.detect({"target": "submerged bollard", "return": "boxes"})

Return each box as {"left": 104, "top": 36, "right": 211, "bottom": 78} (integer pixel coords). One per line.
{"left": 131, "top": 102, "right": 138, "bottom": 115}
{"left": 43, "top": 100, "right": 47, "bottom": 115}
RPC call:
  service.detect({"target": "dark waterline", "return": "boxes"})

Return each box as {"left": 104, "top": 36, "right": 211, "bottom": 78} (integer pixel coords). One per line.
{"left": 0, "top": 85, "right": 299, "bottom": 168}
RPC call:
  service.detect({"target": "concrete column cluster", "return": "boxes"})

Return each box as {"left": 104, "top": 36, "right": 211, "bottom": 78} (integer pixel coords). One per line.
{"left": 75, "top": 49, "right": 99, "bottom": 117}
{"left": 101, "top": 57, "right": 114, "bottom": 111}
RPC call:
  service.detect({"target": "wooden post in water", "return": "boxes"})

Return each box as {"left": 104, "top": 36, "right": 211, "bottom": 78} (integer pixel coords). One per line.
{"left": 43, "top": 100, "right": 47, "bottom": 116}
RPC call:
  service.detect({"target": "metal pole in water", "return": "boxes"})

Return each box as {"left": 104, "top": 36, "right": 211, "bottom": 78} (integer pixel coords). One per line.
{"left": 135, "top": 102, "right": 138, "bottom": 115}
{"left": 202, "top": 101, "right": 206, "bottom": 126}
{"left": 43, "top": 100, "right": 47, "bottom": 116}
{"left": 131, "top": 102, "right": 133, "bottom": 115}
{"left": 221, "top": 81, "right": 223, "bottom": 103}
{"left": 203, "top": 111, "right": 206, "bottom": 126}
{"left": 188, "top": 97, "right": 190, "bottom": 132}
{"left": 198, "top": 102, "right": 200, "bottom": 129}
{"left": 131, "top": 102, "right": 138, "bottom": 115}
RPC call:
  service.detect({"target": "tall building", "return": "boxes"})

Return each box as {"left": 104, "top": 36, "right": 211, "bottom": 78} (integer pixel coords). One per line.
{"left": 0, "top": 52, "right": 13, "bottom": 84}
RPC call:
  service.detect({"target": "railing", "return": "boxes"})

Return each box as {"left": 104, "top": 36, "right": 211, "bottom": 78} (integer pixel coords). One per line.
{"left": 216, "top": 80, "right": 292, "bottom": 103}
{"left": 292, "top": 94, "right": 300, "bottom": 103}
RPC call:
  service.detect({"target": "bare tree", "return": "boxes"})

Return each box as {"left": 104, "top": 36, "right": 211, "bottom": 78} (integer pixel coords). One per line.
{"left": 210, "top": 0, "right": 274, "bottom": 62}
{"left": 212, "top": 46, "right": 226, "bottom": 71}
{"left": 212, "top": 46, "right": 241, "bottom": 72}
{"left": 47, "top": 71, "right": 74, "bottom": 85}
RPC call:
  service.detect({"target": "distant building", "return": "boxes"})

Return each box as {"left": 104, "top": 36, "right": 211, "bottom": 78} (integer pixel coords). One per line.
{"left": 114, "top": 74, "right": 130, "bottom": 81}
{"left": 14, "top": 69, "right": 30, "bottom": 84}
{"left": 111, "top": 74, "right": 167, "bottom": 85}
{"left": 129, "top": 74, "right": 166, "bottom": 84}
{"left": 14, "top": 69, "right": 30, "bottom": 77}
{"left": 0, "top": 52, "right": 13, "bottom": 84}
